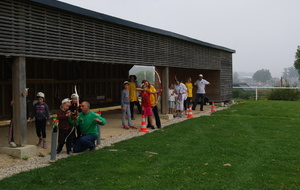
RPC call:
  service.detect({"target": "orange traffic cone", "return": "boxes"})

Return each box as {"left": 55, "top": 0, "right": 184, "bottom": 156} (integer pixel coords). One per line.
{"left": 187, "top": 105, "right": 194, "bottom": 118}
{"left": 211, "top": 102, "right": 216, "bottom": 112}
{"left": 139, "top": 114, "right": 149, "bottom": 132}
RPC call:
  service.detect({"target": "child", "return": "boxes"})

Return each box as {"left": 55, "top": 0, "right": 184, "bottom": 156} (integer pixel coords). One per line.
{"left": 168, "top": 84, "right": 177, "bottom": 114}
{"left": 128, "top": 75, "right": 142, "bottom": 120}
{"left": 137, "top": 83, "right": 155, "bottom": 129}
{"left": 70, "top": 93, "right": 82, "bottom": 143}
{"left": 121, "top": 81, "right": 137, "bottom": 130}
{"left": 69, "top": 93, "right": 82, "bottom": 114}
{"left": 30, "top": 92, "right": 50, "bottom": 149}
{"left": 184, "top": 77, "right": 193, "bottom": 114}
{"left": 174, "top": 78, "right": 187, "bottom": 117}
{"left": 56, "top": 98, "right": 74, "bottom": 154}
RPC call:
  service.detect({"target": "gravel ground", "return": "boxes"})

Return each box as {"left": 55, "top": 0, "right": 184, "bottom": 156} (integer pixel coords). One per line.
{"left": 0, "top": 105, "right": 229, "bottom": 180}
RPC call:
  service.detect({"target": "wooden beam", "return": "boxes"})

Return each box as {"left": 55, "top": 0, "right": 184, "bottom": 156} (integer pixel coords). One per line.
{"left": 12, "top": 57, "right": 27, "bottom": 146}
{"left": 161, "top": 66, "right": 169, "bottom": 114}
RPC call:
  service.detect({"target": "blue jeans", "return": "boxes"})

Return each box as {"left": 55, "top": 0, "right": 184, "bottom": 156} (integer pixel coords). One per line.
{"left": 192, "top": 93, "right": 205, "bottom": 110}
{"left": 73, "top": 134, "right": 97, "bottom": 153}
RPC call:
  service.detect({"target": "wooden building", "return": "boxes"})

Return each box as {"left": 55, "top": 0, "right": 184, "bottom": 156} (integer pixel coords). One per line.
{"left": 0, "top": 0, "right": 235, "bottom": 120}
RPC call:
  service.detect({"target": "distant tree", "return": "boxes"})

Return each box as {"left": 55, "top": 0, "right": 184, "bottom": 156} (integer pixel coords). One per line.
{"left": 233, "top": 72, "right": 240, "bottom": 83}
{"left": 282, "top": 66, "right": 299, "bottom": 78}
{"left": 294, "top": 46, "right": 300, "bottom": 75}
{"left": 252, "top": 69, "right": 272, "bottom": 83}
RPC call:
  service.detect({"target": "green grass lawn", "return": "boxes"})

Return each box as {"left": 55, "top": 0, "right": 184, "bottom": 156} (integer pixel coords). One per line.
{"left": 1, "top": 100, "right": 300, "bottom": 189}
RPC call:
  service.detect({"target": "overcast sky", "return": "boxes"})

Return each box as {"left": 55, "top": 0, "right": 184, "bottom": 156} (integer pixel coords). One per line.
{"left": 59, "top": 0, "right": 300, "bottom": 78}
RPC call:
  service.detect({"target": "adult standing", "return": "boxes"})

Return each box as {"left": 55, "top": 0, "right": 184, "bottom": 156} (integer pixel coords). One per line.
{"left": 129, "top": 75, "right": 142, "bottom": 120}
{"left": 69, "top": 101, "right": 106, "bottom": 153}
{"left": 142, "top": 80, "right": 161, "bottom": 129}
{"left": 192, "top": 74, "right": 210, "bottom": 111}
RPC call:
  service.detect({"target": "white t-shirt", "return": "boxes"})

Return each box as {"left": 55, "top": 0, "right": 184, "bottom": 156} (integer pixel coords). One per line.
{"left": 178, "top": 83, "right": 187, "bottom": 94}
{"left": 194, "top": 79, "right": 210, "bottom": 94}
{"left": 168, "top": 89, "right": 177, "bottom": 101}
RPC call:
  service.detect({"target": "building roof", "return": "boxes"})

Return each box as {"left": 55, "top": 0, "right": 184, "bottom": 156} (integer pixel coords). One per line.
{"left": 29, "top": 0, "right": 236, "bottom": 53}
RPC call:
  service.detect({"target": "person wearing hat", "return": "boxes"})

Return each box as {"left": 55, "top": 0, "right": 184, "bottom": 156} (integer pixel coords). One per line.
{"left": 56, "top": 98, "right": 74, "bottom": 154}
{"left": 192, "top": 74, "right": 210, "bottom": 111}
{"left": 121, "top": 81, "right": 137, "bottom": 129}
{"left": 128, "top": 75, "right": 142, "bottom": 120}
{"left": 30, "top": 92, "right": 50, "bottom": 149}
{"left": 69, "top": 93, "right": 82, "bottom": 143}
{"left": 69, "top": 93, "right": 82, "bottom": 114}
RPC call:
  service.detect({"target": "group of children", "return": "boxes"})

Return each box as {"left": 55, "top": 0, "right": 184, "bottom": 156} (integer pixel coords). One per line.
{"left": 168, "top": 77, "right": 193, "bottom": 117}
{"left": 8, "top": 74, "right": 209, "bottom": 153}
{"left": 121, "top": 75, "right": 162, "bottom": 130}
{"left": 27, "top": 92, "right": 80, "bottom": 153}
{"left": 8, "top": 89, "right": 81, "bottom": 154}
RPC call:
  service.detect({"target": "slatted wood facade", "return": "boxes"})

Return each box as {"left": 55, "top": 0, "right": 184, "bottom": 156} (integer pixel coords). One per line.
{"left": 0, "top": 0, "right": 235, "bottom": 119}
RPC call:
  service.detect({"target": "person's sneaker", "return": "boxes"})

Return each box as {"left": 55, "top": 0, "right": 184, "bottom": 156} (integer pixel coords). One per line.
{"left": 37, "top": 139, "right": 43, "bottom": 146}
{"left": 178, "top": 114, "right": 183, "bottom": 118}
{"left": 9, "top": 142, "right": 17, "bottom": 148}
{"left": 123, "top": 126, "right": 129, "bottom": 130}
{"left": 131, "top": 117, "right": 135, "bottom": 120}
{"left": 67, "top": 150, "right": 72, "bottom": 155}
{"left": 130, "top": 126, "right": 137, "bottom": 129}
{"left": 150, "top": 126, "right": 155, "bottom": 129}
{"left": 43, "top": 142, "right": 47, "bottom": 149}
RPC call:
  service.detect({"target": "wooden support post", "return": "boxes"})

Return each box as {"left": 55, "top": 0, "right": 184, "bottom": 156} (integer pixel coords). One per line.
{"left": 161, "top": 67, "right": 169, "bottom": 114}
{"left": 12, "top": 57, "right": 27, "bottom": 146}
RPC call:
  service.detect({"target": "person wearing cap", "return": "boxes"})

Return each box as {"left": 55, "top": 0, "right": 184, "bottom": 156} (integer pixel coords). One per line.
{"left": 121, "top": 81, "right": 137, "bottom": 130}
{"left": 192, "top": 74, "right": 210, "bottom": 111}
{"left": 69, "top": 93, "right": 82, "bottom": 114}
{"left": 69, "top": 93, "right": 82, "bottom": 143}
{"left": 56, "top": 98, "right": 74, "bottom": 154}
{"left": 128, "top": 75, "right": 142, "bottom": 120}
{"left": 30, "top": 92, "right": 50, "bottom": 149}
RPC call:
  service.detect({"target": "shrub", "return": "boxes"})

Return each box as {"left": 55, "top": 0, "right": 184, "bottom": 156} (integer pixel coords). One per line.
{"left": 267, "top": 89, "right": 300, "bottom": 101}
{"left": 233, "top": 89, "right": 254, "bottom": 100}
